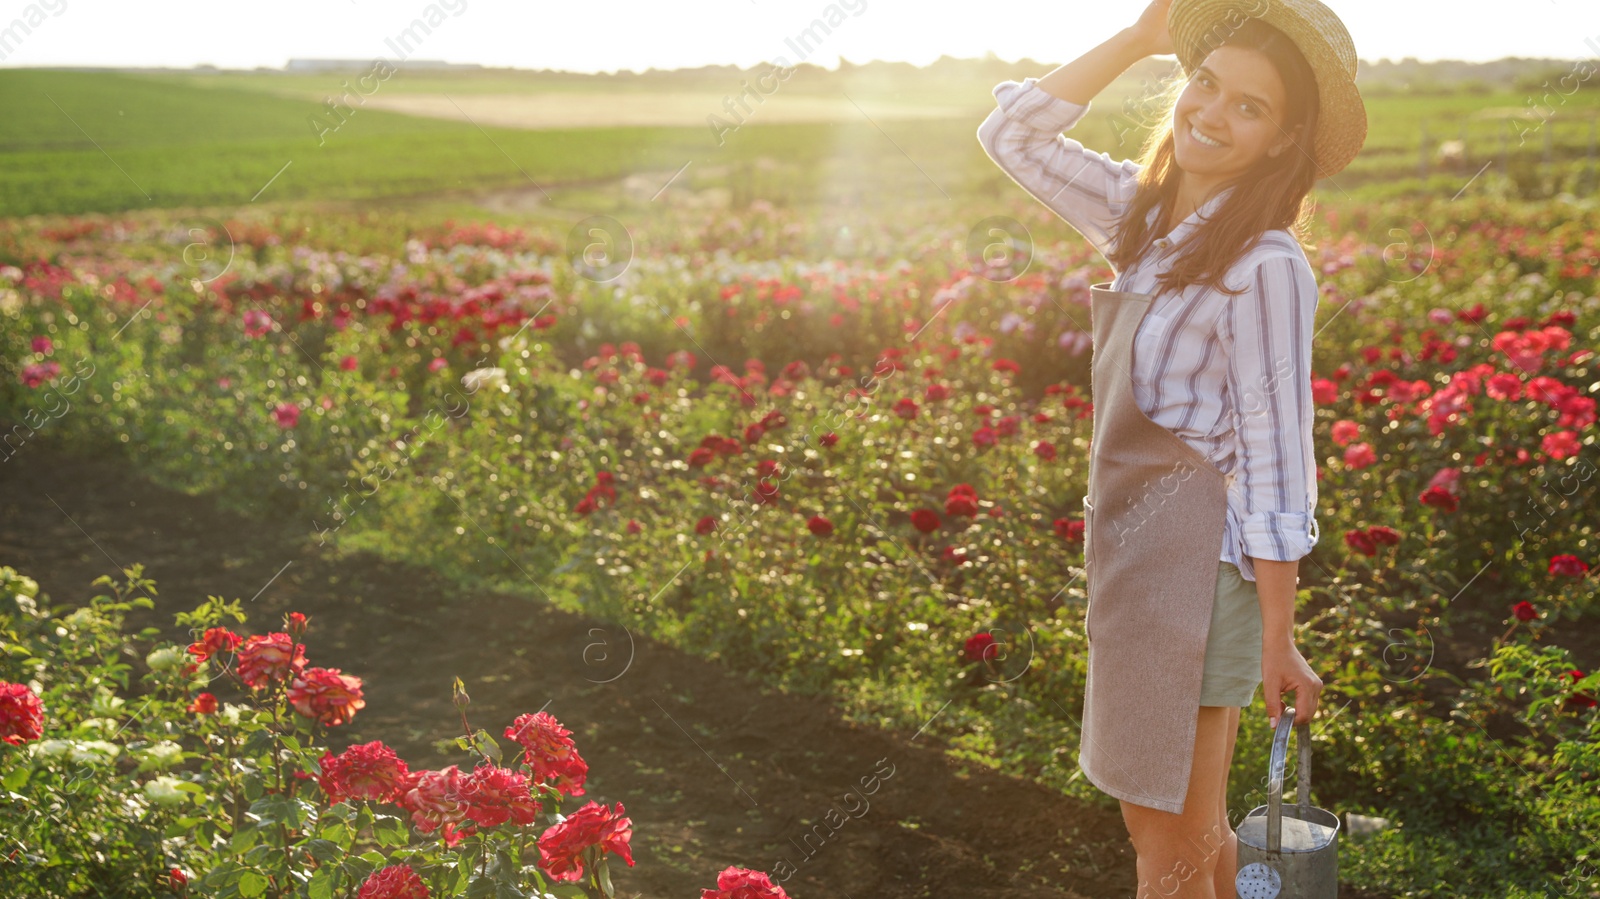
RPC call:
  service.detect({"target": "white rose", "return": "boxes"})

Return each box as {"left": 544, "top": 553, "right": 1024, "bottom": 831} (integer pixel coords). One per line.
{"left": 145, "top": 646, "right": 187, "bottom": 671}
{"left": 62, "top": 608, "right": 101, "bottom": 630}
{"left": 460, "top": 367, "right": 506, "bottom": 394}
{"left": 69, "top": 740, "right": 121, "bottom": 765}
{"left": 137, "top": 741, "right": 184, "bottom": 771}
{"left": 90, "top": 688, "right": 125, "bottom": 717}
{"left": 143, "top": 776, "right": 188, "bottom": 807}
{"left": 32, "top": 739, "right": 72, "bottom": 760}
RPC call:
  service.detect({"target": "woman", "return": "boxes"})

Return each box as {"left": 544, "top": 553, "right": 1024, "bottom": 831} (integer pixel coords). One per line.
{"left": 977, "top": 0, "right": 1365, "bottom": 895}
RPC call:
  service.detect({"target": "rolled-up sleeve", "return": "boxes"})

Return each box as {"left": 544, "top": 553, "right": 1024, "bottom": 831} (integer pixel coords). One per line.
{"left": 976, "top": 77, "right": 1141, "bottom": 260}
{"left": 1222, "top": 252, "right": 1322, "bottom": 562}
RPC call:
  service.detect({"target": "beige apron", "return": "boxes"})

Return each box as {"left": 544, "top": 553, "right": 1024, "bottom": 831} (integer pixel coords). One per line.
{"left": 1078, "top": 283, "right": 1230, "bottom": 816}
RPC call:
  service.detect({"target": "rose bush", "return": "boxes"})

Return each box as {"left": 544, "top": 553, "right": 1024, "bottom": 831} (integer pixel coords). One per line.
{"left": 0, "top": 563, "right": 797, "bottom": 899}
{"left": 2, "top": 194, "right": 1597, "bottom": 896}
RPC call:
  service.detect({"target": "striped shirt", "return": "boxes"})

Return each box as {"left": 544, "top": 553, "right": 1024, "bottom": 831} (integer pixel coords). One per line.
{"left": 977, "top": 76, "right": 1321, "bottom": 583}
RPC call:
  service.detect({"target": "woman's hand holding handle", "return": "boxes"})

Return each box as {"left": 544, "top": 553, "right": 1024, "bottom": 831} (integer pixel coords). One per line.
{"left": 1262, "top": 638, "right": 1323, "bottom": 728}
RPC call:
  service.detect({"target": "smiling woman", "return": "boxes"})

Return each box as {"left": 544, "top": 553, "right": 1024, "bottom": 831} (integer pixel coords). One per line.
{"left": 975, "top": 0, "right": 1368, "bottom": 895}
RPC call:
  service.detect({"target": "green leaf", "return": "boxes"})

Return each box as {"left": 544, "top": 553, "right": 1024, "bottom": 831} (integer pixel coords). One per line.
{"left": 375, "top": 815, "right": 409, "bottom": 848}
{"left": 305, "top": 838, "right": 341, "bottom": 863}
{"left": 307, "top": 867, "right": 336, "bottom": 899}
{"left": 473, "top": 728, "right": 503, "bottom": 765}
{"left": 238, "top": 871, "right": 269, "bottom": 898}
{"left": 2, "top": 766, "right": 31, "bottom": 791}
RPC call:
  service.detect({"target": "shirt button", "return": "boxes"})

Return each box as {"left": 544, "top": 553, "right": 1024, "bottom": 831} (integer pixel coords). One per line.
{"left": 1155, "top": 238, "right": 1171, "bottom": 249}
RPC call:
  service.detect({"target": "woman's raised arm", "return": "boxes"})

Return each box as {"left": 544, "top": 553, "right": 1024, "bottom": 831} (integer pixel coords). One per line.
{"left": 975, "top": 1, "right": 1174, "bottom": 260}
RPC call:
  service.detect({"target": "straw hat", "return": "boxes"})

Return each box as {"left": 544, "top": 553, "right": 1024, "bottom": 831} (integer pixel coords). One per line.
{"left": 1168, "top": 0, "right": 1367, "bottom": 178}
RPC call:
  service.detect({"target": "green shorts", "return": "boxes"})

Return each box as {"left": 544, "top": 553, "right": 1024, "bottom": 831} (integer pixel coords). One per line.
{"left": 1198, "top": 561, "right": 1263, "bottom": 707}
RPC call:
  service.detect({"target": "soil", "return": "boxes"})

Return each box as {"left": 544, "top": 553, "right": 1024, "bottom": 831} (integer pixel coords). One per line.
{"left": 0, "top": 433, "right": 1139, "bottom": 899}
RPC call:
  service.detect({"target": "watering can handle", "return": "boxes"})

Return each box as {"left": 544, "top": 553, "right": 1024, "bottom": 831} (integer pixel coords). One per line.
{"left": 1265, "top": 705, "right": 1312, "bottom": 854}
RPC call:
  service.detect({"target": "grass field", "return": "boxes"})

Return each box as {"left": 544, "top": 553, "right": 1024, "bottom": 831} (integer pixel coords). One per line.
{"left": 6, "top": 66, "right": 1600, "bottom": 218}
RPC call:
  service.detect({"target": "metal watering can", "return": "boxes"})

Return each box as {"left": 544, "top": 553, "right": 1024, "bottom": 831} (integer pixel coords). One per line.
{"left": 1234, "top": 706, "right": 1341, "bottom": 898}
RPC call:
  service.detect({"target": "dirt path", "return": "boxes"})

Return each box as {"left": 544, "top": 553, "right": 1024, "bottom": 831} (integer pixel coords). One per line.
{"left": 0, "top": 435, "right": 1136, "bottom": 899}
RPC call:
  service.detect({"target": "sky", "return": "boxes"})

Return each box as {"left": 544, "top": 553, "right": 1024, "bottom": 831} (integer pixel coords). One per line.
{"left": 1, "top": 0, "right": 1597, "bottom": 72}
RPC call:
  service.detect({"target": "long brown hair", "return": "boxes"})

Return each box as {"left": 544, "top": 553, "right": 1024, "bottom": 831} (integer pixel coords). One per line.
{"left": 1107, "top": 18, "right": 1321, "bottom": 297}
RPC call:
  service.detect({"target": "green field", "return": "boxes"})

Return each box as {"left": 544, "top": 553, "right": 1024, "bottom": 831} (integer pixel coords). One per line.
{"left": 5, "top": 65, "right": 1600, "bottom": 218}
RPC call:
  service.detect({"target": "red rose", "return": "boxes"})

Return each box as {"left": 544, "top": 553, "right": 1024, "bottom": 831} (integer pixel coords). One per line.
{"left": 910, "top": 509, "right": 940, "bottom": 533}
{"left": 893, "top": 398, "right": 918, "bottom": 420}
{"left": 945, "top": 485, "right": 979, "bottom": 517}
{"left": 538, "top": 800, "right": 634, "bottom": 883}
{"left": 273, "top": 402, "right": 300, "bottom": 429}
{"left": 1549, "top": 554, "right": 1590, "bottom": 577}
{"left": 972, "top": 426, "right": 997, "bottom": 447}
{"left": 701, "top": 866, "right": 791, "bottom": 899}
{"left": 1418, "top": 486, "right": 1458, "bottom": 513}
{"left": 1311, "top": 378, "right": 1339, "bottom": 405}
{"left": 0, "top": 682, "right": 44, "bottom": 746}
{"left": 1033, "top": 440, "right": 1056, "bottom": 461}
{"left": 284, "top": 612, "right": 309, "bottom": 638}
{"left": 356, "top": 865, "right": 430, "bottom": 899}
{"left": 695, "top": 516, "right": 717, "bottom": 536}
{"left": 458, "top": 763, "right": 542, "bottom": 828}
{"left": 1343, "top": 530, "right": 1377, "bottom": 557}
{"left": 1511, "top": 601, "right": 1539, "bottom": 622}
{"left": 505, "top": 711, "right": 589, "bottom": 797}
{"left": 964, "top": 632, "right": 997, "bottom": 662}
{"left": 1343, "top": 443, "right": 1376, "bottom": 469}
{"left": 318, "top": 740, "right": 411, "bottom": 805}
{"left": 399, "top": 766, "right": 472, "bottom": 844}
{"left": 1564, "top": 670, "right": 1597, "bottom": 710}
{"left": 340, "top": 356, "right": 359, "bottom": 371}
{"left": 236, "top": 633, "right": 307, "bottom": 689}
{"left": 169, "top": 867, "right": 188, "bottom": 893}
{"left": 1367, "top": 526, "right": 1401, "bottom": 547}
{"left": 187, "top": 692, "right": 218, "bottom": 715}
{"left": 807, "top": 515, "right": 833, "bottom": 537}
{"left": 1054, "top": 517, "right": 1084, "bottom": 542}
{"left": 288, "top": 667, "right": 365, "bottom": 726}
{"left": 186, "top": 627, "right": 242, "bottom": 662}
{"left": 20, "top": 362, "right": 61, "bottom": 388}
{"left": 625, "top": 519, "right": 641, "bottom": 534}
{"left": 819, "top": 432, "right": 838, "bottom": 448}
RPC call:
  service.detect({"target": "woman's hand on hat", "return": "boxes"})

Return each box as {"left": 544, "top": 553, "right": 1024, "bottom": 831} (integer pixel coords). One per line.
{"left": 1261, "top": 639, "right": 1322, "bottom": 728}
{"left": 1128, "top": 0, "right": 1175, "bottom": 57}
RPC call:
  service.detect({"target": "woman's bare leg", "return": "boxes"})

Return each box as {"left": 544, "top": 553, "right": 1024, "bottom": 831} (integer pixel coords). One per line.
{"left": 1119, "top": 705, "right": 1231, "bottom": 898}
{"left": 1214, "top": 705, "right": 1242, "bottom": 899}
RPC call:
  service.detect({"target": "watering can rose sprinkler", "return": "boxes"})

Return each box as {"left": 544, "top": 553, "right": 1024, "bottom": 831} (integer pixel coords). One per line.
{"left": 1233, "top": 706, "right": 1342, "bottom": 898}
